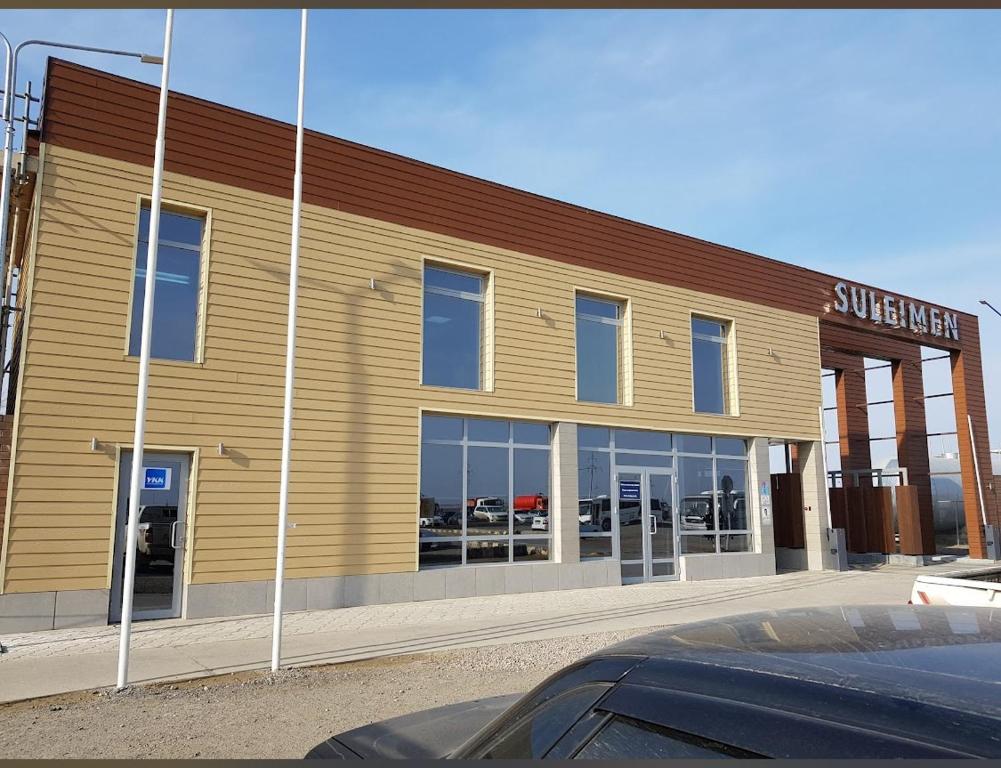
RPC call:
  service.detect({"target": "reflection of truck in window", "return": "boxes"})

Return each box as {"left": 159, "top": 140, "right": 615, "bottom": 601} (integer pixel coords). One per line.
{"left": 513, "top": 494, "right": 547, "bottom": 525}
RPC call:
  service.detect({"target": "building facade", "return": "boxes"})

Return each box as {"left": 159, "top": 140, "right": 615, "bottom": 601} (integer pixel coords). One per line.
{"left": 0, "top": 59, "right": 996, "bottom": 632}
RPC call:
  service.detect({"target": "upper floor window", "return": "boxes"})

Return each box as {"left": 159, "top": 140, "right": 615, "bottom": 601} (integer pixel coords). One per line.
{"left": 576, "top": 294, "right": 623, "bottom": 404}
{"left": 422, "top": 265, "right": 485, "bottom": 390}
{"left": 129, "top": 205, "right": 205, "bottom": 362}
{"left": 691, "top": 316, "right": 732, "bottom": 415}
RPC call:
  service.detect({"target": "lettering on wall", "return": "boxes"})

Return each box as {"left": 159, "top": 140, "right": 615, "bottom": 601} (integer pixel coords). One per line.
{"left": 832, "top": 282, "right": 959, "bottom": 341}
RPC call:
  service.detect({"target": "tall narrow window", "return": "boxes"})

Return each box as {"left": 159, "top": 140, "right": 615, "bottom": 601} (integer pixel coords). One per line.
{"left": 129, "top": 206, "right": 205, "bottom": 362}
{"left": 691, "top": 317, "right": 731, "bottom": 414}
{"left": 576, "top": 295, "right": 623, "bottom": 404}
{"left": 422, "top": 265, "right": 484, "bottom": 390}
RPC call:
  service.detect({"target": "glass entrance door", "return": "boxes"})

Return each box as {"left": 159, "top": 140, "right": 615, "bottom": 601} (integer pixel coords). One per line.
{"left": 615, "top": 468, "right": 677, "bottom": 583}
{"left": 109, "top": 451, "right": 190, "bottom": 623}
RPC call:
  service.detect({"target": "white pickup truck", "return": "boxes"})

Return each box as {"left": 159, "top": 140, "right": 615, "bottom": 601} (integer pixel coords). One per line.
{"left": 910, "top": 567, "right": 1001, "bottom": 607}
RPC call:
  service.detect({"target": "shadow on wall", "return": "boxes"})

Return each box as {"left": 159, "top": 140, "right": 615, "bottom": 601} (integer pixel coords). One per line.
{"left": 242, "top": 241, "right": 421, "bottom": 576}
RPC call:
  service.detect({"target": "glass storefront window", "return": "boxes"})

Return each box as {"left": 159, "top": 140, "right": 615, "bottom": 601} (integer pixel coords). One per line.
{"left": 420, "top": 415, "right": 551, "bottom": 568}
{"left": 716, "top": 458, "right": 747, "bottom": 531}
{"left": 467, "top": 446, "right": 509, "bottom": 537}
{"left": 579, "top": 445, "right": 613, "bottom": 555}
{"left": 676, "top": 434, "right": 712, "bottom": 454}
{"left": 714, "top": 437, "right": 746, "bottom": 456}
{"left": 615, "top": 429, "right": 671, "bottom": 452}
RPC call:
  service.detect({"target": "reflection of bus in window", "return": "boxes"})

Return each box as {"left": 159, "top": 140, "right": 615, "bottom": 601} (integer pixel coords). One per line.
{"left": 680, "top": 491, "right": 746, "bottom": 531}
{"left": 579, "top": 495, "right": 615, "bottom": 530}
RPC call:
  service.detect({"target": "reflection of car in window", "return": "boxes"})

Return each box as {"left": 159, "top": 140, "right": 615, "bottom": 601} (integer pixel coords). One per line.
{"left": 136, "top": 505, "right": 178, "bottom": 565}
{"left": 473, "top": 505, "right": 507, "bottom": 524}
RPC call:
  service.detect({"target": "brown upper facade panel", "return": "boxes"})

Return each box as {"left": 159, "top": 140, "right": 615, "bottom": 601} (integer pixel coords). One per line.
{"left": 38, "top": 58, "right": 972, "bottom": 349}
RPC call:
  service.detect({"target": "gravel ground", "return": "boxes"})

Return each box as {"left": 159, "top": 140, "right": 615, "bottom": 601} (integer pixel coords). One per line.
{"left": 0, "top": 628, "right": 654, "bottom": 759}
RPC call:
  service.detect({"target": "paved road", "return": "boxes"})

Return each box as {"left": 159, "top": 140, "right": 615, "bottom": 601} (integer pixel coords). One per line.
{"left": 0, "top": 563, "right": 966, "bottom": 703}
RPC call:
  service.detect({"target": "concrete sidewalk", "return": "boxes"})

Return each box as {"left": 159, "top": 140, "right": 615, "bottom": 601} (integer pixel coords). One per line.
{"left": 0, "top": 564, "right": 955, "bottom": 704}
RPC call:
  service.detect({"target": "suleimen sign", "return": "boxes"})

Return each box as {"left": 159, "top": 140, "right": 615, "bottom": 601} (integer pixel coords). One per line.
{"left": 833, "top": 282, "right": 959, "bottom": 341}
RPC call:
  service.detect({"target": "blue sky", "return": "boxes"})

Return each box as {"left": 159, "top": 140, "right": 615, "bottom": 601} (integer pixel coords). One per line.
{"left": 3, "top": 9, "right": 1000, "bottom": 451}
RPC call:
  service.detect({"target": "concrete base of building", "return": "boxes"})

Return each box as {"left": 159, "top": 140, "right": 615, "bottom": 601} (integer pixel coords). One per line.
{"left": 1, "top": 554, "right": 806, "bottom": 632}
{"left": 185, "top": 560, "right": 622, "bottom": 619}
{"left": 775, "top": 547, "right": 810, "bottom": 572}
{"left": 678, "top": 553, "right": 776, "bottom": 581}
{"left": 847, "top": 552, "right": 962, "bottom": 567}
{"left": 0, "top": 588, "right": 110, "bottom": 633}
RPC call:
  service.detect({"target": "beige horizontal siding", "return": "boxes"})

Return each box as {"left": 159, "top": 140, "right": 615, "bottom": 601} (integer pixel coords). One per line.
{"left": 2, "top": 143, "right": 822, "bottom": 594}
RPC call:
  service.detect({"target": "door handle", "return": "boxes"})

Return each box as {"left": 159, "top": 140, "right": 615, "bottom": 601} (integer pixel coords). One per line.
{"left": 650, "top": 514, "right": 657, "bottom": 535}
{"left": 170, "top": 521, "right": 181, "bottom": 549}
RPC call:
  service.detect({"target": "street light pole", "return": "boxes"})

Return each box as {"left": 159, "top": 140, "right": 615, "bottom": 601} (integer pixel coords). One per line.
{"left": 116, "top": 10, "right": 174, "bottom": 691}
{"left": 0, "top": 39, "right": 162, "bottom": 389}
{"left": 980, "top": 300, "right": 1001, "bottom": 320}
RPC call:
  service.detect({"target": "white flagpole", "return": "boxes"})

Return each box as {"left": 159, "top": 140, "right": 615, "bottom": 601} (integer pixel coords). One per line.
{"left": 116, "top": 8, "right": 174, "bottom": 691}
{"left": 272, "top": 7, "right": 308, "bottom": 673}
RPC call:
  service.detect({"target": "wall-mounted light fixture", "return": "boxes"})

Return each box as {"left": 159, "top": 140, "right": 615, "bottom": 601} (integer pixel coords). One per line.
{"left": 217, "top": 442, "right": 225, "bottom": 456}
{"left": 369, "top": 277, "right": 377, "bottom": 290}
{"left": 90, "top": 437, "right": 100, "bottom": 452}
{"left": 659, "top": 330, "right": 667, "bottom": 340}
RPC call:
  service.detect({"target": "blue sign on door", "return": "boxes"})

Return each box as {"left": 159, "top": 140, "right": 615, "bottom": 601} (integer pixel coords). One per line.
{"left": 619, "top": 481, "right": 641, "bottom": 501}
{"left": 143, "top": 467, "right": 172, "bottom": 491}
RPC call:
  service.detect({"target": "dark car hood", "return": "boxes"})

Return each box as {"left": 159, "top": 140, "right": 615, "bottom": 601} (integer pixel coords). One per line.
{"left": 305, "top": 693, "right": 521, "bottom": 759}
{"left": 599, "top": 605, "right": 1001, "bottom": 718}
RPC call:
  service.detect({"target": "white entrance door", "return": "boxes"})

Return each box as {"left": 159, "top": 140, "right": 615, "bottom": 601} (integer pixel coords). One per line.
{"left": 614, "top": 467, "right": 678, "bottom": 583}
{"left": 109, "top": 451, "right": 190, "bottom": 623}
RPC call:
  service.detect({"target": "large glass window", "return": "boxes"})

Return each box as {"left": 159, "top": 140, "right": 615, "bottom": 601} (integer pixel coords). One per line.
{"left": 422, "top": 265, "right": 484, "bottom": 390}
{"left": 677, "top": 436, "right": 751, "bottom": 554}
{"left": 420, "top": 415, "right": 550, "bottom": 568}
{"left": 129, "top": 206, "right": 204, "bottom": 361}
{"left": 576, "top": 295, "right": 623, "bottom": 404}
{"left": 691, "top": 317, "right": 731, "bottom": 415}
{"left": 578, "top": 427, "right": 749, "bottom": 558}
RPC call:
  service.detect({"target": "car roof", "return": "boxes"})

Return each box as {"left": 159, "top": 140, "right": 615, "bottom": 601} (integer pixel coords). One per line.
{"left": 588, "top": 605, "right": 1001, "bottom": 754}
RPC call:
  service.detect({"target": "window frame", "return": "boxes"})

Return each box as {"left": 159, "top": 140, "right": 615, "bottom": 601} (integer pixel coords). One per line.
{"left": 419, "top": 258, "right": 494, "bottom": 392}
{"left": 124, "top": 195, "right": 212, "bottom": 365}
{"left": 689, "top": 312, "right": 738, "bottom": 417}
{"left": 418, "top": 411, "right": 552, "bottom": 568}
{"left": 573, "top": 289, "right": 632, "bottom": 406}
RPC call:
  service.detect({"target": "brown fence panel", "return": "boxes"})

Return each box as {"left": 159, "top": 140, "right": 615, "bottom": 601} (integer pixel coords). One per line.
{"left": 771, "top": 473, "right": 804, "bottom": 549}
{"left": 862, "top": 486, "right": 895, "bottom": 553}
{"left": 829, "top": 486, "right": 848, "bottom": 531}
{"left": 846, "top": 488, "right": 868, "bottom": 553}
{"left": 897, "top": 485, "right": 924, "bottom": 555}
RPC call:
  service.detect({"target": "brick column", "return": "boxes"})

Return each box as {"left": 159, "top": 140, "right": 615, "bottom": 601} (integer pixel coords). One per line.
{"left": 952, "top": 335, "right": 1000, "bottom": 559}
{"left": 551, "top": 422, "right": 580, "bottom": 564}
{"left": 892, "top": 357, "right": 935, "bottom": 554}
{"left": 747, "top": 437, "right": 775, "bottom": 558}
{"left": 836, "top": 362, "right": 872, "bottom": 485}
{"left": 797, "top": 440, "right": 833, "bottom": 571}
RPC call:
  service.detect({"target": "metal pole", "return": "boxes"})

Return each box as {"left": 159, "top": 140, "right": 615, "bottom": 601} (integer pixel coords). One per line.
{"left": 116, "top": 9, "right": 174, "bottom": 691}
{"left": 0, "top": 33, "right": 15, "bottom": 356}
{"left": 967, "top": 415, "right": 989, "bottom": 529}
{"left": 0, "top": 40, "right": 160, "bottom": 410}
{"left": 272, "top": 8, "right": 308, "bottom": 673}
